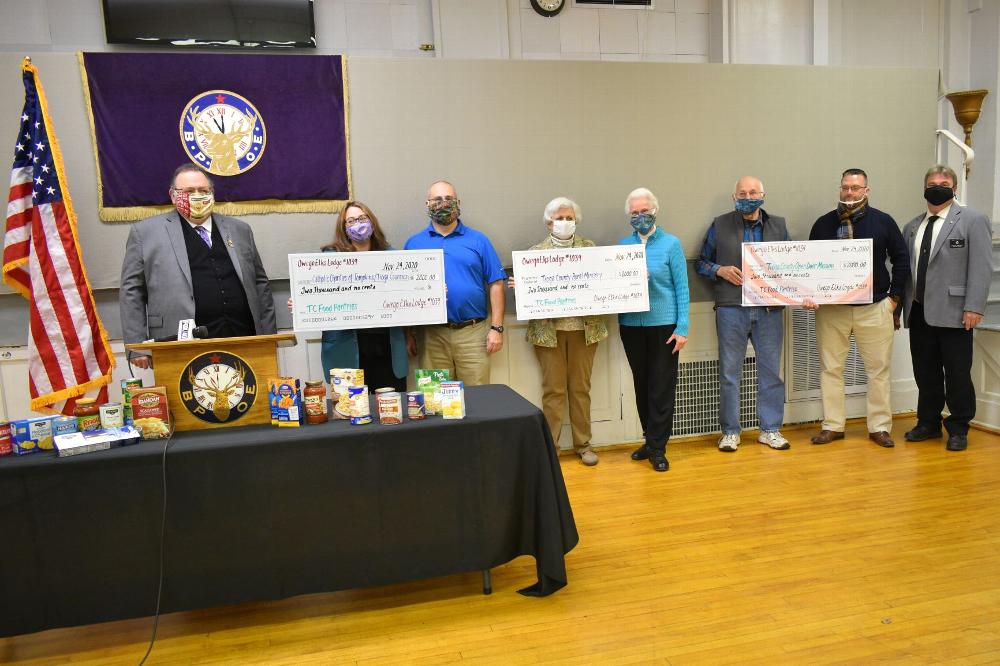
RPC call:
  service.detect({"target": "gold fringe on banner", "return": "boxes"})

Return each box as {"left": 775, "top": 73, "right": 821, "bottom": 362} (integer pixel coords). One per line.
{"left": 78, "top": 52, "right": 354, "bottom": 224}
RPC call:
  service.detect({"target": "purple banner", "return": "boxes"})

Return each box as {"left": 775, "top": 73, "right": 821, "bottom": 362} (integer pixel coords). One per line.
{"left": 81, "top": 52, "right": 350, "bottom": 215}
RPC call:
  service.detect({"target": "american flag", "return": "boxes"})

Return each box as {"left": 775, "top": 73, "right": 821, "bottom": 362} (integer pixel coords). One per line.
{"left": 4, "top": 58, "right": 114, "bottom": 414}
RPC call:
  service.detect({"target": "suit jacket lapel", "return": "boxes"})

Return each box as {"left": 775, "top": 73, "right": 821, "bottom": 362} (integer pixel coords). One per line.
{"left": 929, "top": 205, "right": 960, "bottom": 262}
{"left": 165, "top": 211, "right": 193, "bottom": 290}
{"left": 215, "top": 216, "right": 248, "bottom": 287}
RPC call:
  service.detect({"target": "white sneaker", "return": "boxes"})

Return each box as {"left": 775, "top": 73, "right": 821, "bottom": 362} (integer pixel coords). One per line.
{"left": 758, "top": 431, "right": 790, "bottom": 450}
{"left": 718, "top": 433, "right": 740, "bottom": 452}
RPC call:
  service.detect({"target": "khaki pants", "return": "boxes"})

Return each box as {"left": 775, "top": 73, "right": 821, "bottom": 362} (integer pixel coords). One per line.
{"left": 418, "top": 318, "right": 491, "bottom": 386}
{"left": 816, "top": 299, "right": 895, "bottom": 433}
{"left": 533, "top": 330, "right": 598, "bottom": 452}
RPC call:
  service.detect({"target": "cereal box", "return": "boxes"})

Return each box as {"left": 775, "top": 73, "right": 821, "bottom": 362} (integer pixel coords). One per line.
{"left": 270, "top": 377, "right": 302, "bottom": 427}
{"left": 440, "top": 381, "right": 466, "bottom": 420}
{"left": 130, "top": 387, "right": 171, "bottom": 439}
{"left": 414, "top": 369, "right": 450, "bottom": 415}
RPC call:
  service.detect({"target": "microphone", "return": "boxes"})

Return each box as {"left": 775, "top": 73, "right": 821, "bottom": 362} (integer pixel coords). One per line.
{"left": 144, "top": 326, "right": 209, "bottom": 343}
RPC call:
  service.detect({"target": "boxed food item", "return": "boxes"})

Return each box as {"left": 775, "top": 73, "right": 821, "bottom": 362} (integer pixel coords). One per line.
{"left": 54, "top": 426, "right": 143, "bottom": 457}
{"left": 10, "top": 419, "right": 38, "bottom": 455}
{"left": 130, "top": 387, "right": 171, "bottom": 439}
{"left": 52, "top": 415, "right": 78, "bottom": 437}
{"left": 440, "top": 380, "right": 466, "bottom": 420}
{"left": 329, "top": 368, "right": 364, "bottom": 419}
{"left": 0, "top": 422, "right": 11, "bottom": 456}
{"left": 414, "top": 369, "right": 450, "bottom": 415}
{"left": 28, "top": 416, "right": 55, "bottom": 450}
{"left": 270, "top": 377, "right": 302, "bottom": 427}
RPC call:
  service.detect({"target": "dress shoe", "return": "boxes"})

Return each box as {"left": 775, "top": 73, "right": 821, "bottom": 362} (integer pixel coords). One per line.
{"left": 946, "top": 434, "right": 968, "bottom": 451}
{"left": 631, "top": 445, "right": 651, "bottom": 461}
{"left": 868, "top": 431, "right": 894, "bottom": 448}
{"left": 810, "top": 429, "right": 845, "bottom": 445}
{"left": 904, "top": 425, "right": 943, "bottom": 442}
{"left": 648, "top": 451, "right": 669, "bottom": 472}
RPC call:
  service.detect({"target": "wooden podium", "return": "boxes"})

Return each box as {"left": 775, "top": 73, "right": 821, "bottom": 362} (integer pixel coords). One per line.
{"left": 125, "top": 333, "right": 297, "bottom": 432}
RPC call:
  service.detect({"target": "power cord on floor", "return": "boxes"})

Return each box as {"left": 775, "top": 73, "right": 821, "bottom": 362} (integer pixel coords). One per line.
{"left": 138, "top": 428, "right": 174, "bottom": 666}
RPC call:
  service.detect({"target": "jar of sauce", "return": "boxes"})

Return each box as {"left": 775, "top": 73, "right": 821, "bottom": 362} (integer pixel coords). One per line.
{"left": 303, "top": 380, "right": 328, "bottom": 424}
{"left": 74, "top": 398, "right": 102, "bottom": 432}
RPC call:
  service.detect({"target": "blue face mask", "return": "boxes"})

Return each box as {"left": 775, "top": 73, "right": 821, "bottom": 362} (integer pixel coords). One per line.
{"left": 734, "top": 198, "right": 764, "bottom": 215}
{"left": 630, "top": 212, "right": 656, "bottom": 235}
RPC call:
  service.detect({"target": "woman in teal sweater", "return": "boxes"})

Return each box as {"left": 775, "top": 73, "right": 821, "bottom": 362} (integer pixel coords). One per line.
{"left": 618, "top": 188, "right": 690, "bottom": 472}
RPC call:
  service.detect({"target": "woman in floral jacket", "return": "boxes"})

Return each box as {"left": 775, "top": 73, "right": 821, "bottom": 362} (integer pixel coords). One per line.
{"left": 514, "top": 197, "right": 608, "bottom": 465}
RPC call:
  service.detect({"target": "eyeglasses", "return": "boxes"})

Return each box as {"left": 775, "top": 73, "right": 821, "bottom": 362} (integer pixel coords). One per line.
{"left": 172, "top": 187, "right": 213, "bottom": 196}
{"left": 427, "top": 196, "right": 457, "bottom": 205}
{"left": 345, "top": 215, "right": 370, "bottom": 226}
{"left": 839, "top": 185, "right": 867, "bottom": 193}
{"left": 735, "top": 190, "right": 764, "bottom": 199}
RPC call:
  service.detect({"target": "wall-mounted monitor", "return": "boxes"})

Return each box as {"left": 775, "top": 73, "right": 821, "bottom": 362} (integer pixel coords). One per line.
{"left": 101, "top": 0, "right": 316, "bottom": 49}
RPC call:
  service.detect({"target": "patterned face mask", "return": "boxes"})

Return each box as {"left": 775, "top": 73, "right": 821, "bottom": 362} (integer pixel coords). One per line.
{"left": 173, "top": 189, "right": 214, "bottom": 219}
{"left": 346, "top": 218, "right": 374, "bottom": 242}
{"left": 428, "top": 198, "right": 459, "bottom": 225}
{"left": 629, "top": 212, "right": 656, "bottom": 235}
{"left": 734, "top": 198, "right": 764, "bottom": 215}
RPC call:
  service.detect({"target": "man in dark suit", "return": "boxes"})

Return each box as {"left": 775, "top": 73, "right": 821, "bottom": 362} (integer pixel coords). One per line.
{"left": 119, "top": 164, "right": 277, "bottom": 368}
{"left": 901, "top": 165, "right": 994, "bottom": 451}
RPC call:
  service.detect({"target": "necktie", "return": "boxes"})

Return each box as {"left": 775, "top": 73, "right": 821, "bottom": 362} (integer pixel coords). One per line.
{"left": 195, "top": 224, "right": 212, "bottom": 248}
{"left": 914, "top": 214, "right": 939, "bottom": 303}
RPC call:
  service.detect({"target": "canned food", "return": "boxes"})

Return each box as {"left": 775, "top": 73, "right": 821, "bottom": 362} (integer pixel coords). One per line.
{"left": 348, "top": 385, "right": 372, "bottom": 425}
{"left": 121, "top": 378, "right": 143, "bottom": 424}
{"left": 100, "top": 402, "right": 124, "bottom": 429}
{"left": 377, "top": 392, "right": 403, "bottom": 425}
{"left": 374, "top": 387, "right": 395, "bottom": 394}
{"left": 0, "top": 421, "right": 13, "bottom": 456}
{"left": 406, "top": 391, "right": 426, "bottom": 420}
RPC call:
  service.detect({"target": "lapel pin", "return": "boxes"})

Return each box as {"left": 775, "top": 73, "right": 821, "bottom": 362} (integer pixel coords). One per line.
{"left": 227, "top": 237, "right": 234, "bottom": 247}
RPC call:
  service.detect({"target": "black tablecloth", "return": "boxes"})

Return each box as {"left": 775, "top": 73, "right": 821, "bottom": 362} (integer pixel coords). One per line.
{"left": 0, "top": 385, "right": 578, "bottom": 638}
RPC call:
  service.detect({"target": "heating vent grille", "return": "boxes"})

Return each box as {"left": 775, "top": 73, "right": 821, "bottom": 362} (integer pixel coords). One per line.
{"left": 674, "top": 357, "right": 758, "bottom": 437}
{"left": 788, "top": 308, "right": 868, "bottom": 399}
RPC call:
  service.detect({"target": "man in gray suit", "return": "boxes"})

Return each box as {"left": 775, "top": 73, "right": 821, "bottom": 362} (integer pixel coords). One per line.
{"left": 120, "top": 164, "right": 277, "bottom": 368}
{"left": 902, "top": 164, "right": 994, "bottom": 451}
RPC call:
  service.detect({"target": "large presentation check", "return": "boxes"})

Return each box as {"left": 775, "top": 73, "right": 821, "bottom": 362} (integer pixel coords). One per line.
{"left": 742, "top": 239, "right": 873, "bottom": 306}
{"left": 288, "top": 250, "right": 447, "bottom": 331}
{"left": 512, "top": 246, "right": 649, "bottom": 320}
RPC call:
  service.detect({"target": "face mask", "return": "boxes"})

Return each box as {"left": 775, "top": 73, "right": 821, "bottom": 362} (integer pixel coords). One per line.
{"left": 346, "top": 219, "right": 374, "bottom": 242}
{"left": 172, "top": 188, "right": 214, "bottom": 220}
{"left": 630, "top": 212, "right": 656, "bottom": 235}
{"left": 551, "top": 219, "right": 576, "bottom": 240}
{"left": 428, "top": 199, "right": 459, "bottom": 225}
{"left": 734, "top": 198, "right": 764, "bottom": 215}
{"left": 924, "top": 185, "right": 954, "bottom": 206}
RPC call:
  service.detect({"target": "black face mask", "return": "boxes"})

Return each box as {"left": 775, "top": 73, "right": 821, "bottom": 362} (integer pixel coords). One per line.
{"left": 924, "top": 185, "right": 954, "bottom": 206}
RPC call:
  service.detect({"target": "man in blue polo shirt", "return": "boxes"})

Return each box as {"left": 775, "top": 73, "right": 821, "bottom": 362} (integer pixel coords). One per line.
{"left": 404, "top": 180, "right": 507, "bottom": 386}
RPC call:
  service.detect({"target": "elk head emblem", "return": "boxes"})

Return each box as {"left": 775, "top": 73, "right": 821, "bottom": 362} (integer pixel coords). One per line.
{"left": 188, "top": 362, "right": 246, "bottom": 421}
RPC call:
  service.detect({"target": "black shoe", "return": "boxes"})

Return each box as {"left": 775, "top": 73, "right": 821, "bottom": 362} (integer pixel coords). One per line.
{"left": 904, "top": 425, "right": 943, "bottom": 442}
{"left": 946, "top": 434, "right": 968, "bottom": 451}
{"left": 631, "top": 445, "right": 651, "bottom": 461}
{"left": 649, "top": 451, "right": 669, "bottom": 472}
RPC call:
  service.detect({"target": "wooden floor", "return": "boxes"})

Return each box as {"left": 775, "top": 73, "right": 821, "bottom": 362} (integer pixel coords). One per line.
{"left": 4, "top": 419, "right": 1000, "bottom": 665}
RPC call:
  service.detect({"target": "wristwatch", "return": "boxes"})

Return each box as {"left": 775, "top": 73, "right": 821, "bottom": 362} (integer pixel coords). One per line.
{"left": 490, "top": 324, "right": 504, "bottom": 333}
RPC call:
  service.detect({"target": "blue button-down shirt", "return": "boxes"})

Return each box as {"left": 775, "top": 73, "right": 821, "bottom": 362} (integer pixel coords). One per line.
{"left": 404, "top": 220, "right": 507, "bottom": 322}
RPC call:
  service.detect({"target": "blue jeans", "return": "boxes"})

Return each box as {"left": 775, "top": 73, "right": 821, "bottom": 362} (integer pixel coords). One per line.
{"left": 716, "top": 306, "right": 785, "bottom": 434}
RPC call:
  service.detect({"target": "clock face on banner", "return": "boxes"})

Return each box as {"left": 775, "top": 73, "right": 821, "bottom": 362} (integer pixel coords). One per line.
{"left": 179, "top": 351, "right": 258, "bottom": 424}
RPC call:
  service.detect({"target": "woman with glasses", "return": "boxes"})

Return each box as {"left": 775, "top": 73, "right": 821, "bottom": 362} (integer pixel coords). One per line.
{"left": 617, "top": 187, "right": 689, "bottom": 472}
{"left": 290, "top": 201, "right": 408, "bottom": 391}
{"left": 509, "top": 197, "right": 608, "bottom": 465}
